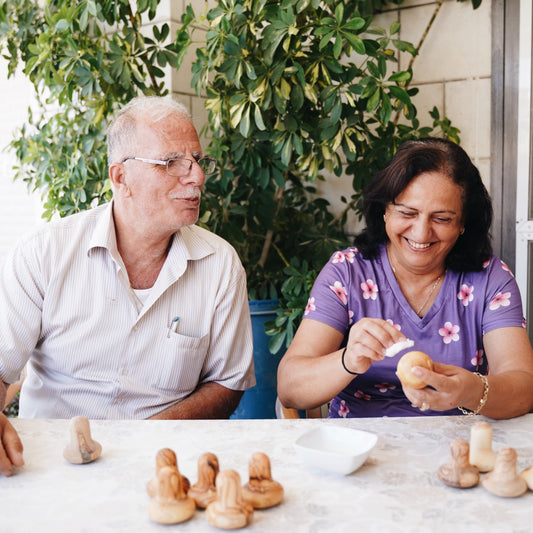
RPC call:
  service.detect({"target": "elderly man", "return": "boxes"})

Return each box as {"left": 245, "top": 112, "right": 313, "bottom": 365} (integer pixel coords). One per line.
{"left": 0, "top": 96, "right": 255, "bottom": 475}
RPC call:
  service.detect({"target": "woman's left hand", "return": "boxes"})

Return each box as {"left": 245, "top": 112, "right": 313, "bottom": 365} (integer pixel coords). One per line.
{"left": 401, "top": 362, "right": 483, "bottom": 412}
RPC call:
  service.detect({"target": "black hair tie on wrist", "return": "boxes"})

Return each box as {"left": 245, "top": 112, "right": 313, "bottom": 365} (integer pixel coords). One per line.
{"left": 341, "top": 347, "right": 358, "bottom": 375}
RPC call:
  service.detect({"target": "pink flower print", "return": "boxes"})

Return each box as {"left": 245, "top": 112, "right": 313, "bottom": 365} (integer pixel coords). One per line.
{"left": 483, "top": 259, "right": 490, "bottom": 269}
{"left": 439, "top": 321, "right": 460, "bottom": 344}
{"left": 386, "top": 319, "right": 401, "bottom": 331}
{"left": 361, "top": 279, "right": 378, "bottom": 300}
{"left": 348, "top": 310, "right": 354, "bottom": 325}
{"left": 304, "top": 297, "right": 316, "bottom": 316}
{"left": 457, "top": 284, "right": 474, "bottom": 306}
{"left": 471, "top": 349, "right": 484, "bottom": 367}
{"left": 523, "top": 320, "right": 527, "bottom": 329}
{"left": 354, "top": 390, "right": 371, "bottom": 401}
{"left": 329, "top": 281, "right": 348, "bottom": 305}
{"left": 332, "top": 251, "right": 345, "bottom": 263}
{"left": 489, "top": 292, "right": 511, "bottom": 310}
{"left": 374, "top": 382, "right": 396, "bottom": 393}
{"left": 500, "top": 260, "right": 513, "bottom": 275}
{"left": 338, "top": 400, "right": 349, "bottom": 418}
{"left": 332, "top": 250, "right": 357, "bottom": 264}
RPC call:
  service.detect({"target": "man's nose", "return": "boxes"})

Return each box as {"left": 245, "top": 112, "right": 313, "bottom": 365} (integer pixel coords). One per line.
{"left": 181, "top": 161, "right": 205, "bottom": 187}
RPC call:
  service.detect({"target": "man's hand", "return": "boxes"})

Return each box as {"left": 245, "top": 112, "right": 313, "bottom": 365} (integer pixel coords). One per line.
{"left": 0, "top": 413, "right": 24, "bottom": 476}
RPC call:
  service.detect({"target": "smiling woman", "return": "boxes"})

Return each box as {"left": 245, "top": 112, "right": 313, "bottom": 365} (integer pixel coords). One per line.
{"left": 277, "top": 137, "right": 533, "bottom": 421}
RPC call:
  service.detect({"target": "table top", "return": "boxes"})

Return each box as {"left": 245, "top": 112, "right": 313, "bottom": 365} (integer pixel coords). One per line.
{"left": 3, "top": 415, "right": 533, "bottom": 532}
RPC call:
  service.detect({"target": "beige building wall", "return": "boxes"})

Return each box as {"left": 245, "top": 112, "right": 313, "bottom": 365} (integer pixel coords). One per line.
{"left": 0, "top": 0, "right": 492, "bottom": 263}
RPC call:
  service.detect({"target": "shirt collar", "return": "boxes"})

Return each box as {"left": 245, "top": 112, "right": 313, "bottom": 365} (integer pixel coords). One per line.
{"left": 87, "top": 200, "right": 214, "bottom": 264}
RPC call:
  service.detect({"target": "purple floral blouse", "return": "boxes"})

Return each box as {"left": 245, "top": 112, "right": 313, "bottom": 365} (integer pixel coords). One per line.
{"left": 304, "top": 244, "right": 526, "bottom": 418}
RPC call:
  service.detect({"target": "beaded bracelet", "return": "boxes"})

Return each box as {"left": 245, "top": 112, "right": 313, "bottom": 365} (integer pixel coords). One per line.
{"left": 341, "top": 347, "right": 358, "bottom": 376}
{"left": 458, "top": 372, "right": 489, "bottom": 416}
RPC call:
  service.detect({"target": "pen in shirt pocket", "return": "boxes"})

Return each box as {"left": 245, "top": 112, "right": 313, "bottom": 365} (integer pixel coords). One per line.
{"left": 167, "top": 316, "right": 180, "bottom": 337}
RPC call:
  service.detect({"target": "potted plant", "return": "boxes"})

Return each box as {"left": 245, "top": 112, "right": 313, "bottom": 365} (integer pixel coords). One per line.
{"left": 179, "top": 0, "right": 461, "bottom": 416}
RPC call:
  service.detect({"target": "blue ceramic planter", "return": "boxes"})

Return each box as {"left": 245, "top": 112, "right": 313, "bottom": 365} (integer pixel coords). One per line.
{"left": 230, "top": 299, "right": 284, "bottom": 419}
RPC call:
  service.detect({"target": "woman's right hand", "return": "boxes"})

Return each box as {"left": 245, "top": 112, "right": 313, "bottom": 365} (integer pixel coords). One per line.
{"left": 342, "top": 317, "right": 407, "bottom": 375}
{"left": 0, "top": 413, "right": 24, "bottom": 476}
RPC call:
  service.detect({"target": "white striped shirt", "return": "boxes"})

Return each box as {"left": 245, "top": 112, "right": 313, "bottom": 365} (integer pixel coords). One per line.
{"left": 0, "top": 202, "right": 255, "bottom": 419}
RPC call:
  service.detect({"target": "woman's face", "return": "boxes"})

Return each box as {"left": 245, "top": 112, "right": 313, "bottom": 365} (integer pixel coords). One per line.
{"left": 384, "top": 171, "right": 464, "bottom": 275}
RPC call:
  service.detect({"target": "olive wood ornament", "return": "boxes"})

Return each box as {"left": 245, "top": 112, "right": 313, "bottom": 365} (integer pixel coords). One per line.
{"left": 520, "top": 465, "right": 533, "bottom": 490}
{"left": 482, "top": 447, "right": 527, "bottom": 498}
{"left": 469, "top": 421, "right": 497, "bottom": 472}
{"left": 63, "top": 416, "right": 102, "bottom": 464}
{"left": 147, "top": 465, "right": 196, "bottom": 524}
{"left": 242, "top": 452, "right": 284, "bottom": 509}
{"left": 437, "top": 438, "right": 479, "bottom": 488}
{"left": 146, "top": 448, "right": 190, "bottom": 498}
{"left": 189, "top": 452, "right": 220, "bottom": 509}
{"left": 206, "top": 469, "right": 254, "bottom": 530}
{"left": 396, "top": 351, "right": 434, "bottom": 389}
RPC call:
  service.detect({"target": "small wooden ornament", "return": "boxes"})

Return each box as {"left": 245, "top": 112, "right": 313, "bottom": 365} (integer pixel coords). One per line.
{"left": 520, "top": 465, "right": 533, "bottom": 490}
{"left": 63, "top": 416, "right": 102, "bottom": 464}
{"left": 396, "top": 351, "right": 434, "bottom": 389}
{"left": 189, "top": 452, "right": 219, "bottom": 509}
{"left": 206, "top": 469, "right": 254, "bottom": 530}
{"left": 437, "top": 438, "right": 479, "bottom": 488}
{"left": 146, "top": 448, "right": 190, "bottom": 498}
{"left": 469, "top": 421, "right": 497, "bottom": 472}
{"left": 482, "top": 447, "right": 527, "bottom": 498}
{"left": 242, "top": 452, "right": 284, "bottom": 508}
{"left": 147, "top": 465, "right": 196, "bottom": 524}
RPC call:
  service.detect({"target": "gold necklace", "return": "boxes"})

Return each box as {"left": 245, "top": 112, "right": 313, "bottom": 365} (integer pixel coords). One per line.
{"left": 391, "top": 264, "right": 444, "bottom": 317}
{"left": 414, "top": 273, "right": 443, "bottom": 317}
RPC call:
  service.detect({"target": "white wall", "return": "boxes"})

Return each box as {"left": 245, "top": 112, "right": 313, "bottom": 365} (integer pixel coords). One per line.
{"left": 0, "top": 64, "right": 42, "bottom": 265}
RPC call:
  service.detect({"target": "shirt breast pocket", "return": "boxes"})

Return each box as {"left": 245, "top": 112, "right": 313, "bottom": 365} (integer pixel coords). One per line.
{"left": 152, "top": 331, "right": 210, "bottom": 395}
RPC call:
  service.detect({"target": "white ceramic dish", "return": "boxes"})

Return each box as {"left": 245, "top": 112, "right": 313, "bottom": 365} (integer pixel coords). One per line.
{"left": 294, "top": 425, "right": 377, "bottom": 475}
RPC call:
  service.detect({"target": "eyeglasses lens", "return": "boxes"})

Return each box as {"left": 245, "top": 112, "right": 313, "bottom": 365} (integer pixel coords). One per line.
{"left": 166, "top": 158, "right": 216, "bottom": 177}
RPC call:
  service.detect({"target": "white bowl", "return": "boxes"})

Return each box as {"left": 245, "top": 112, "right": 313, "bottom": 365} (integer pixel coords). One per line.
{"left": 294, "top": 425, "right": 377, "bottom": 475}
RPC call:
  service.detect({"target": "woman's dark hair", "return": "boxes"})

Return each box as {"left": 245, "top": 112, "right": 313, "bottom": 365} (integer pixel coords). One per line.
{"left": 353, "top": 137, "right": 493, "bottom": 271}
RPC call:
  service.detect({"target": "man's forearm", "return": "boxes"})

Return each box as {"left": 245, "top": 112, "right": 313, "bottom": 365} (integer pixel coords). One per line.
{"left": 148, "top": 382, "right": 244, "bottom": 420}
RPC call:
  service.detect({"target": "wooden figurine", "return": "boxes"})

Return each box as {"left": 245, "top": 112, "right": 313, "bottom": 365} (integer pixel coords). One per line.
{"left": 146, "top": 448, "right": 190, "bottom": 498}
{"left": 189, "top": 452, "right": 220, "bottom": 509}
{"left": 63, "top": 416, "right": 102, "bottom": 464}
{"left": 206, "top": 469, "right": 253, "bottom": 530}
{"left": 147, "top": 465, "right": 195, "bottom": 524}
{"left": 242, "top": 452, "right": 284, "bottom": 508}
{"left": 437, "top": 439, "right": 479, "bottom": 488}
{"left": 482, "top": 447, "right": 527, "bottom": 498}
{"left": 469, "top": 421, "right": 497, "bottom": 472}
{"left": 520, "top": 465, "right": 533, "bottom": 490}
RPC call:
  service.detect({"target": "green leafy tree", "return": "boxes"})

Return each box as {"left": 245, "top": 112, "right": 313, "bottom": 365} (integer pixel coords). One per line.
{"left": 0, "top": 0, "right": 189, "bottom": 219}
{"left": 0, "top": 0, "right": 479, "bottom": 354}
{"left": 180, "top": 0, "right": 462, "bottom": 352}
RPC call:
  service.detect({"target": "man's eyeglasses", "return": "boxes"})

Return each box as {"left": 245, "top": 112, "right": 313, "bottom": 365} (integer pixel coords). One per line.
{"left": 121, "top": 156, "right": 217, "bottom": 177}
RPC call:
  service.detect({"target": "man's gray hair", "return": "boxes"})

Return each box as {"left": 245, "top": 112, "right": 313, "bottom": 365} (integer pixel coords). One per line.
{"left": 107, "top": 96, "right": 191, "bottom": 164}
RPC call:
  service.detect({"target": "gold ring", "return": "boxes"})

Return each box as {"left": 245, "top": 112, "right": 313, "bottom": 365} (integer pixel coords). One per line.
{"left": 420, "top": 402, "right": 429, "bottom": 411}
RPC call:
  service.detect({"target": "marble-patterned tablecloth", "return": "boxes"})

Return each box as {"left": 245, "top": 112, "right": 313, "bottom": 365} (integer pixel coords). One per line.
{"left": 3, "top": 415, "right": 533, "bottom": 532}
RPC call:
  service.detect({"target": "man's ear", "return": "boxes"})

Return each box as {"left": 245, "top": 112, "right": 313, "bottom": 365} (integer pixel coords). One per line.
{"left": 109, "top": 162, "right": 129, "bottom": 194}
